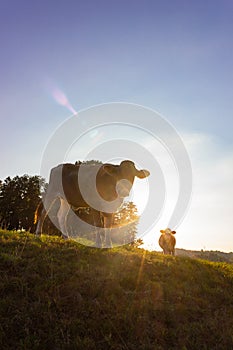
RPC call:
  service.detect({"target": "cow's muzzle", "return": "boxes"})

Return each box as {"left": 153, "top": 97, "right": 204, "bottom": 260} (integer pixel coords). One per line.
{"left": 116, "top": 179, "right": 132, "bottom": 198}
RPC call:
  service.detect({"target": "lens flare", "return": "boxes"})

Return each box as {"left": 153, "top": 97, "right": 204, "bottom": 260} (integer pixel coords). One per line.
{"left": 45, "top": 79, "right": 77, "bottom": 115}
{"left": 52, "top": 87, "right": 77, "bottom": 115}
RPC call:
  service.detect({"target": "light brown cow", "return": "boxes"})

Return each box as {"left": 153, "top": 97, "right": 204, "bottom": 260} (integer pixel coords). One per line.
{"left": 159, "top": 228, "right": 176, "bottom": 255}
{"left": 35, "top": 160, "right": 150, "bottom": 247}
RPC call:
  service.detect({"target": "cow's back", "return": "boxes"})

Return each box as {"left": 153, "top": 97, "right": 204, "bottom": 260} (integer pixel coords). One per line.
{"left": 48, "top": 162, "right": 124, "bottom": 212}
{"left": 61, "top": 163, "right": 107, "bottom": 209}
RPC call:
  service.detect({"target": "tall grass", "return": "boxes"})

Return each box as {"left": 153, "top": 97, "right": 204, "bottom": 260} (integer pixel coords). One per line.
{"left": 0, "top": 230, "right": 233, "bottom": 349}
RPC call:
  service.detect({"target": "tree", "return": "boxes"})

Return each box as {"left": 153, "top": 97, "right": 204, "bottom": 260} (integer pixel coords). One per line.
{"left": 112, "top": 201, "right": 139, "bottom": 245}
{"left": 0, "top": 175, "right": 46, "bottom": 231}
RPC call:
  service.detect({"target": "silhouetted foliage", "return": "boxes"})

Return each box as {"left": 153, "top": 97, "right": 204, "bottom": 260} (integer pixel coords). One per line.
{"left": 0, "top": 175, "right": 46, "bottom": 231}
{"left": 112, "top": 201, "right": 139, "bottom": 245}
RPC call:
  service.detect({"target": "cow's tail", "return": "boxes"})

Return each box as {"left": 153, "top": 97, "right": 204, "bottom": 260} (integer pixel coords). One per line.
{"left": 34, "top": 201, "right": 43, "bottom": 225}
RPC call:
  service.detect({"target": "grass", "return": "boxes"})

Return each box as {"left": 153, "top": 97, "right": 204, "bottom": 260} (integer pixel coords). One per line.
{"left": 0, "top": 230, "right": 233, "bottom": 349}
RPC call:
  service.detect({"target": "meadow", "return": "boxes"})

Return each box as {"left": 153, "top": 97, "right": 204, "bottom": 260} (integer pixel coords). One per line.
{"left": 0, "top": 230, "right": 233, "bottom": 349}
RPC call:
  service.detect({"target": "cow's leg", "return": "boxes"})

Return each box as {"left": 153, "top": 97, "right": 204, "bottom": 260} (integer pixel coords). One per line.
{"left": 57, "top": 198, "right": 70, "bottom": 239}
{"left": 91, "top": 209, "right": 103, "bottom": 248}
{"left": 103, "top": 214, "right": 113, "bottom": 248}
{"left": 35, "top": 207, "right": 46, "bottom": 235}
{"left": 35, "top": 196, "right": 56, "bottom": 235}
{"left": 163, "top": 246, "right": 169, "bottom": 255}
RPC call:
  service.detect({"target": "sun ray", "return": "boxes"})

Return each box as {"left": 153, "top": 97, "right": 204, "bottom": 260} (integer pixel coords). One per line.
{"left": 135, "top": 249, "right": 147, "bottom": 290}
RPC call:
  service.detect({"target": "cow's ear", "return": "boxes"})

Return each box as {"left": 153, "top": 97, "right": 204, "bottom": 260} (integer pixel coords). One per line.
{"left": 102, "top": 164, "right": 118, "bottom": 176}
{"left": 136, "top": 169, "right": 150, "bottom": 179}
{"left": 160, "top": 230, "right": 165, "bottom": 233}
{"left": 172, "top": 231, "right": 176, "bottom": 234}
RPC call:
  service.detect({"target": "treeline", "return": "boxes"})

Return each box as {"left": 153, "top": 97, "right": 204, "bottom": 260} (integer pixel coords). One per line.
{"left": 0, "top": 175, "right": 45, "bottom": 231}
{"left": 0, "top": 161, "right": 140, "bottom": 244}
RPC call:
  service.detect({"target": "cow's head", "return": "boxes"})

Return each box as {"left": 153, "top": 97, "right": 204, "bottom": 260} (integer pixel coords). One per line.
{"left": 160, "top": 228, "right": 176, "bottom": 235}
{"left": 102, "top": 160, "right": 150, "bottom": 198}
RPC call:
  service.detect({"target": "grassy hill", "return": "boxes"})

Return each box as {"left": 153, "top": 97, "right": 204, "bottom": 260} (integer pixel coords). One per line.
{"left": 0, "top": 230, "right": 233, "bottom": 349}
{"left": 176, "top": 248, "right": 233, "bottom": 263}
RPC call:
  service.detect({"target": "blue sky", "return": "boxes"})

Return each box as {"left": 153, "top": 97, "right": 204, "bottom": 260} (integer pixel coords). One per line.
{"left": 0, "top": 0, "right": 233, "bottom": 251}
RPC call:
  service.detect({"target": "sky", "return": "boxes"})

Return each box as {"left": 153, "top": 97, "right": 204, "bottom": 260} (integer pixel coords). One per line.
{"left": 0, "top": 0, "right": 233, "bottom": 252}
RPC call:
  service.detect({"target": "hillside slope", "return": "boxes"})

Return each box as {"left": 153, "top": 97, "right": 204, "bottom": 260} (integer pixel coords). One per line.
{"left": 0, "top": 230, "right": 233, "bottom": 350}
{"left": 176, "top": 248, "right": 233, "bottom": 263}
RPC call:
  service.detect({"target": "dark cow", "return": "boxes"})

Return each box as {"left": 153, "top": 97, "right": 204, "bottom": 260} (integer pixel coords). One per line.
{"left": 35, "top": 160, "right": 150, "bottom": 247}
{"left": 159, "top": 228, "right": 176, "bottom": 255}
